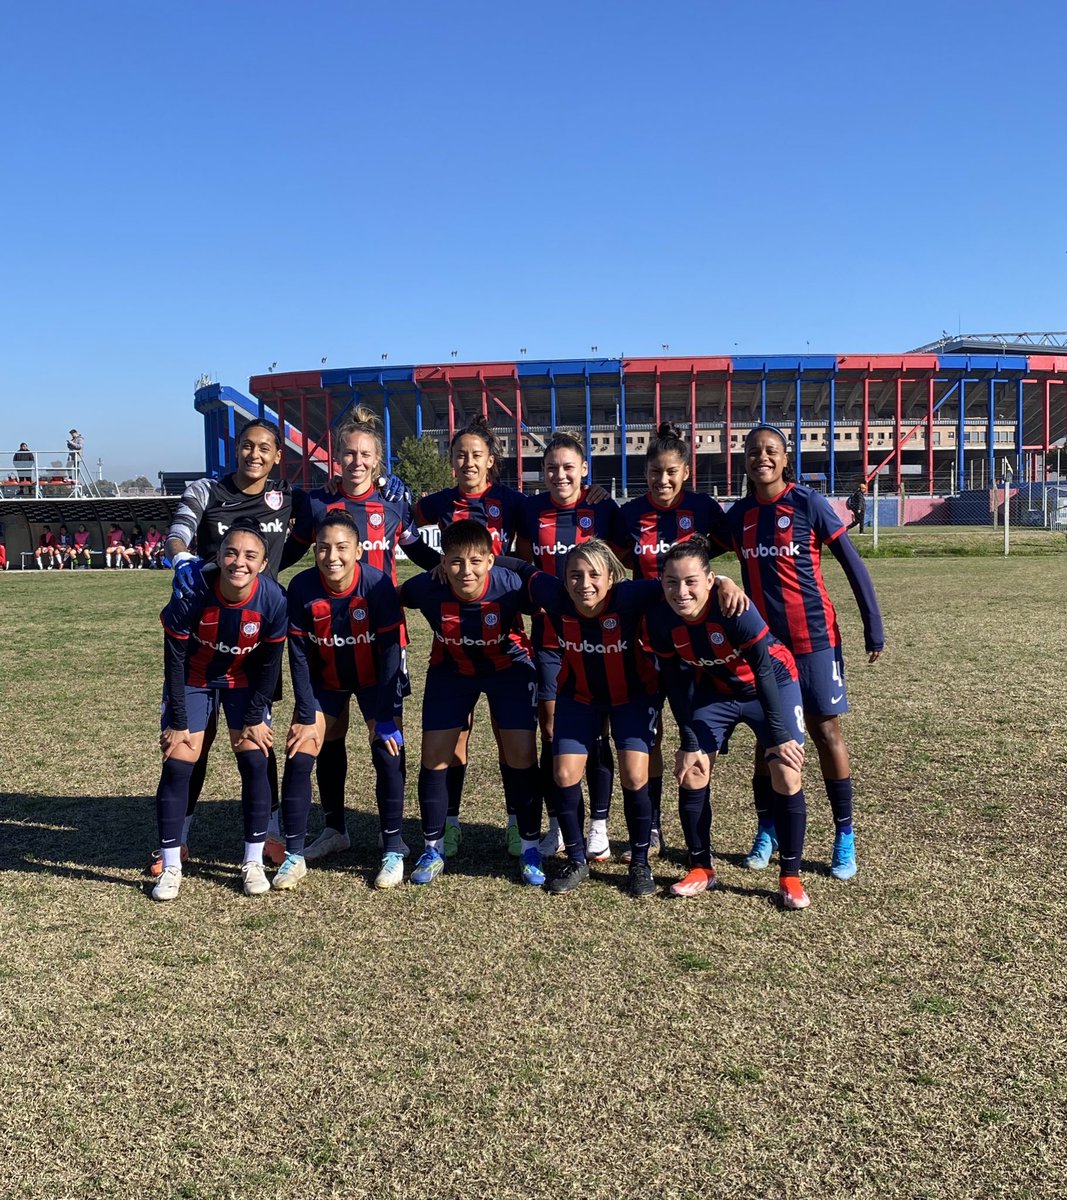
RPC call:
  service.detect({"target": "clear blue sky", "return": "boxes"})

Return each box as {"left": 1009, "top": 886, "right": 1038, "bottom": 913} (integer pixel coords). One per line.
{"left": 1, "top": 0, "right": 1063, "bottom": 481}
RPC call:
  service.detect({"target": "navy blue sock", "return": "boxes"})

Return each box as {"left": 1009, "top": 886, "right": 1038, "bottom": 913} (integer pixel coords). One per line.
{"left": 677, "top": 785, "right": 712, "bottom": 868}
{"left": 753, "top": 773, "right": 776, "bottom": 826}
{"left": 281, "top": 751, "right": 315, "bottom": 854}
{"left": 556, "top": 783, "right": 587, "bottom": 863}
{"left": 825, "top": 776, "right": 853, "bottom": 833}
{"left": 539, "top": 741, "right": 558, "bottom": 820}
{"left": 418, "top": 766, "right": 449, "bottom": 842}
{"left": 623, "top": 784, "right": 652, "bottom": 866}
{"left": 446, "top": 763, "right": 466, "bottom": 819}
{"left": 372, "top": 742, "right": 406, "bottom": 853}
{"left": 187, "top": 750, "right": 208, "bottom": 815}
{"left": 648, "top": 774, "right": 663, "bottom": 833}
{"left": 235, "top": 749, "right": 272, "bottom": 844}
{"left": 500, "top": 763, "right": 540, "bottom": 842}
{"left": 156, "top": 759, "right": 196, "bottom": 848}
{"left": 315, "top": 740, "right": 348, "bottom": 832}
{"left": 267, "top": 745, "right": 280, "bottom": 812}
{"left": 587, "top": 735, "right": 614, "bottom": 821}
{"left": 500, "top": 760, "right": 515, "bottom": 817}
{"left": 772, "top": 788, "right": 807, "bottom": 878}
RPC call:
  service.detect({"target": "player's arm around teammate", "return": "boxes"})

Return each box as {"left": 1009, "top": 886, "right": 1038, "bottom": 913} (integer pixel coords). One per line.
{"left": 151, "top": 521, "right": 287, "bottom": 903}
{"left": 280, "top": 513, "right": 407, "bottom": 891}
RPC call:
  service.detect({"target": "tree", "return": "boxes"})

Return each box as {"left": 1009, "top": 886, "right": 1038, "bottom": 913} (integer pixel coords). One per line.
{"left": 120, "top": 475, "right": 155, "bottom": 492}
{"left": 93, "top": 479, "right": 118, "bottom": 497}
{"left": 393, "top": 434, "right": 454, "bottom": 497}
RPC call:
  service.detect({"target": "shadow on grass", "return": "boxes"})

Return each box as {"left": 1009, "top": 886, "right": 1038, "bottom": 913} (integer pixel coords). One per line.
{"left": 0, "top": 792, "right": 527, "bottom": 890}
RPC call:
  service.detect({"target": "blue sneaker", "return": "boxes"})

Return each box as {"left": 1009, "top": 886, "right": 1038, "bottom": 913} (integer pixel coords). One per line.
{"left": 831, "top": 830, "right": 857, "bottom": 881}
{"left": 519, "top": 847, "right": 546, "bottom": 887}
{"left": 410, "top": 847, "right": 445, "bottom": 886}
{"left": 744, "top": 822, "right": 778, "bottom": 870}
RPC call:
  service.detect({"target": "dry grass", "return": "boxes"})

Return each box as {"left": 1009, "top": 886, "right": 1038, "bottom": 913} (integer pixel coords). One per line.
{"left": 1, "top": 558, "right": 1065, "bottom": 1199}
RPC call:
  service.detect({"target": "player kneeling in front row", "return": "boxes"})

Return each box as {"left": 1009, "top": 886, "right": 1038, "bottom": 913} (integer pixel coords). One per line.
{"left": 281, "top": 512, "right": 407, "bottom": 890}
{"left": 649, "top": 537, "right": 811, "bottom": 908}
{"left": 399, "top": 520, "right": 544, "bottom": 888}
{"left": 151, "top": 520, "right": 287, "bottom": 901}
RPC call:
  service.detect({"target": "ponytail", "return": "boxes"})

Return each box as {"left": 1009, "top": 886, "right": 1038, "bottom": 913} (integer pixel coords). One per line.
{"left": 647, "top": 421, "right": 689, "bottom": 463}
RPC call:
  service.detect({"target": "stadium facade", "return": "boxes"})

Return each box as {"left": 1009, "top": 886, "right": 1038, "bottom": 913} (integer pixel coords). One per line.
{"left": 195, "top": 338, "right": 1067, "bottom": 498}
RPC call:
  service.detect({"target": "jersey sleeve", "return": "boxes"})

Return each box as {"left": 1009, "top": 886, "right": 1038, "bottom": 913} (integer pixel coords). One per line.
{"left": 160, "top": 589, "right": 198, "bottom": 638}
{"left": 704, "top": 497, "right": 733, "bottom": 554}
{"left": 371, "top": 572, "right": 404, "bottom": 633}
{"left": 527, "top": 570, "right": 565, "bottom": 615}
{"left": 808, "top": 490, "right": 847, "bottom": 545}
{"left": 168, "top": 478, "right": 214, "bottom": 551}
{"left": 264, "top": 585, "right": 289, "bottom": 642}
{"left": 398, "top": 572, "right": 428, "bottom": 614}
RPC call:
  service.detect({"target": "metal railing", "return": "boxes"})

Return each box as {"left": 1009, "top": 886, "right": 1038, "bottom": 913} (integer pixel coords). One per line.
{"left": 1, "top": 450, "right": 98, "bottom": 499}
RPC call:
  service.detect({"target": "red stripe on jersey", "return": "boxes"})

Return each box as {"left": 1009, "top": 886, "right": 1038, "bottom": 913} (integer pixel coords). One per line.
{"left": 361, "top": 501, "right": 388, "bottom": 573}
{"left": 310, "top": 599, "right": 342, "bottom": 690}
{"left": 559, "top": 616, "right": 592, "bottom": 705}
{"left": 439, "top": 603, "right": 473, "bottom": 676}
{"left": 187, "top": 607, "right": 220, "bottom": 687}
{"left": 770, "top": 640, "right": 798, "bottom": 681}
{"left": 348, "top": 595, "right": 378, "bottom": 686}
{"left": 537, "top": 508, "right": 560, "bottom": 574}
{"left": 775, "top": 507, "right": 813, "bottom": 654}
{"left": 739, "top": 517, "right": 768, "bottom": 620}
{"left": 808, "top": 528, "right": 840, "bottom": 650}
{"left": 635, "top": 512, "right": 662, "bottom": 580}
{"left": 601, "top": 612, "right": 628, "bottom": 698}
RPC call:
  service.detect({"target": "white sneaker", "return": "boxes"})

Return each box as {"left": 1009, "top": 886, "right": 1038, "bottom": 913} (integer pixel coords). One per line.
{"left": 303, "top": 827, "right": 351, "bottom": 861}
{"left": 585, "top": 824, "right": 612, "bottom": 862}
{"left": 374, "top": 851, "right": 405, "bottom": 890}
{"left": 241, "top": 860, "right": 270, "bottom": 896}
{"left": 271, "top": 853, "right": 307, "bottom": 891}
{"left": 152, "top": 866, "right": 183, "bottom": 902}
{"left": 539, "top": 820, "right": 565, "bottom": 857}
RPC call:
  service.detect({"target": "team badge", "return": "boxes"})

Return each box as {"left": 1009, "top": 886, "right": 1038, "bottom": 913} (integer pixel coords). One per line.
{"left": 369, "top": 512, "right": 384, "bottom": 527}
{"left": 485, "top": 612, "right": 499, "bottom": 626}
{"left": 711, "top": 632, "right": 724, "bottom": 645}
{"left": 264, "top": 490, "right": 283, "bottom": 512}
{"left": 679, "top": 515, "right": 692, "bottom": 531}
{"left": 603, "top": 617, "right": 617, "bottom": 630}
{"left": 579, "top": 515, "right": 592, "bottom": 529}
{"left": 353, "top": 608, "right": 367, "bottom": 622}
{"left": 777, "top": 514, "right": 791, "bottom": 529}
{"left": 242, "top": 621, "right": 260, "bottom": 636}
{"left": 488, "top": 504, "right": 501, "bottom": 518}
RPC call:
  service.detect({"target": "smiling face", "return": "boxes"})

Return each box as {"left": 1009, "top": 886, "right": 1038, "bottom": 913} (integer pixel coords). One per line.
{"left": 662, "top": 554, "right": 713, "bottom": 621}
{"left": 340, "top": 430, "right": 380, "bottom": 497}
{"left": 564, "top": 551, "right": 614, "bottom": 616}
{"left": 444, "top": 543, "right": 494, "bottom": 601}
{"left": 544, "top": 446, "right": 586, "bottom": 505}
{"left": 217, "top": 531, "right": 267, "bottom": 600}
{"left": 235, "top": 427, "right": 282, "bottom": 493}
{"left": 745, "top": 430, "right": 789, "bottom": 497}
{"left": 646, "top": 450, "right": 690, "bottom": 507}
{"left": 452, "top": 434, "right": 493, "bottom": 494}
{"left": 315, "top": 522, "right": 362, "bottom": 592}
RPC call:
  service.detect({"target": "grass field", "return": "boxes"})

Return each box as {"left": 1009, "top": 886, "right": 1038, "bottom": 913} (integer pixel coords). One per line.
{"left": 1, "top": 557, "right": 1065, "bottom": 1199}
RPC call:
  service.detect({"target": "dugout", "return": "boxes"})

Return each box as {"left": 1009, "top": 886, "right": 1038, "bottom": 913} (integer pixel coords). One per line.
{"left": 0, "top": 497, "right": 178, "bottom": 568}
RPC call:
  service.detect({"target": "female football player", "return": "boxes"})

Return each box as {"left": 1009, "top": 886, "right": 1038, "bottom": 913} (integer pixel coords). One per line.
{"left": 151, "top": 520, "right": 287, "bottom": 902}
{"left": 724, "top": 424, "right": 884, "bottom": 881}
{"left": 648, "top": 538, "right": 810, "bottom": 908}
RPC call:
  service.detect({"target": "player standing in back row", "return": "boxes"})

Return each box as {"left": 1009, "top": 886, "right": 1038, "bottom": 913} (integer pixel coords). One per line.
{"left": 724, "top": 424, "right": 884, "bottom": 881}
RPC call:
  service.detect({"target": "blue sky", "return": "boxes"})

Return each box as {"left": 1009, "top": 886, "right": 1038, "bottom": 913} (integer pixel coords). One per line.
{"left": 1, "top": 0, "right": 1063, "bottom": 481}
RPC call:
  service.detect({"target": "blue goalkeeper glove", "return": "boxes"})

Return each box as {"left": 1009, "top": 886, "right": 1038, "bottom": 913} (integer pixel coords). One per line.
{"left": 377, "top": 474, "right": 412, "bottom": 506}
{"left": 374, "top": 720, "right": 404, "bottom": 750}
{"left": 170, "top": 552, "right": 205, "bottom": 599}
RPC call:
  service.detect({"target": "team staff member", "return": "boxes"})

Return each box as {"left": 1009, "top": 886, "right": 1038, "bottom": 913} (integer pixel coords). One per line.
{"left": 398, "top": 520, "right": 544, "bottom": 889}
{"left": 513, "top": 432, "right": 620, "bottom": 863}
{"left": 281, "top": 409, "right": 437, "bottom": 863}
{"left": 153, "top": 418, "right": 294, "bottom": 875}
{"left": 151, "top": 521, "right": 287, "bottom": 902}
{"left": 612, "top": 422, "right": 732, "bottom": 858}
{"left": 725, "top": 424, "right": 884, "bottom": 881}
{"left": 281, "top": 512, "right": 407, "bottom": 891}
{"left": 648, "top": 538, "right": 810, "bottom": 908}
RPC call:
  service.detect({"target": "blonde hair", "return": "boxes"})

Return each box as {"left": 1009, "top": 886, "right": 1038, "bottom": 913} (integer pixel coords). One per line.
{"left": 336, "top": 405, "right": 384, "bottom": 475}
{"left": 563, "top": 538, "right": 627, "bottom": 586}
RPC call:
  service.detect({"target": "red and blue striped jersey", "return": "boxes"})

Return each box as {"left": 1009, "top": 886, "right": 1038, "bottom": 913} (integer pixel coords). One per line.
{"left": 527, "top": 573, "right": 661, "bottom": 706}
{"left": 613, "top": 490, "right": 730, "bottom": 580}
{"left": 644, "top": 593, "right": 797, "bottom": 699}
{"left": 415, "top": 484, "right": 523, "bottom": 554}
{"left": 289, "top": 486, "right": 421, "bottom": 585}
{"left": 161, "top": 572, "right": 288, "bottom": 690}
{"left": 400, "top": 567, "right": 533, "bottom": 677}
{"left": 725, "top": 483, "right": 845, "bottom": 655}
{"left": 286, "top": 562, "right": 402, "bottom": 693}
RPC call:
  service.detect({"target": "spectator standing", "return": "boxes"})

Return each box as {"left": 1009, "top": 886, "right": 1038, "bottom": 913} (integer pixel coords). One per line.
{"left": 66, "top": 429, "right": 84, "bottom": 471}
{"left": 13, "top": 443, "right": 34, "bottom": 496}
{"left": 846, "top": 482, "right": 867, "bottom": 534}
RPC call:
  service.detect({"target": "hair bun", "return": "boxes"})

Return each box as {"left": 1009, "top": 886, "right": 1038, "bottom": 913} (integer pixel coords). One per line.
{"left": 656, "top": 421, "right": 682, "bottom": 439}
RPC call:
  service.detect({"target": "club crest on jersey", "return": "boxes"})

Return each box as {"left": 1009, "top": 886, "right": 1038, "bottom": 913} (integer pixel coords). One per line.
{"left": 485, "top": 612, "right": 499, "bottom": 626}
{"left": 777, "top": 514, "right": 791, "bottom": 529}
{"left": 603, "top": 617, "right": 618, "bottom": 631}
{"left": 242, "top": 621, "right": 260, "bottom": 636}
{"left": 679, "top": 516, "right": 693, "bottom": 531}
{"left": 711, "top": 632, "right": 724, "bottom": 645}
{"left": 488, "top": 505, "right": 501, "bottom": 518}
{"left": 579, "top": 515, "right": 592, "bottom": 529}
{"left": 264, "top": 490, "right": 283, "bottom": 512}
{"left": 353, "top": 608, "right": 367, "bottom": 622}
{"left": 369, "top": 513, "right": 384, "bottom": 527}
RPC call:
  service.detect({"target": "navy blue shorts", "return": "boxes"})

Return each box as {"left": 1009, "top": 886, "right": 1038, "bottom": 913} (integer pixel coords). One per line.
{"left": 161, "top": 686, "right": 272, "bottom": 735}
{"left": 535, "top": 646, "right": 562, "bottom": 702}
{"left": 311, "top": 684, "right": 402, "bottom": 724}
{"left": 553, "top": 693, "right": 659, "bottom": 757}
{"left": 687, "top": 680, "right": 805, "bottom": 755}
{"left": 422, "top": 661, "right": 538, "bottom": 732}
{"left": 795, "top": 645, "right": 848, "bottom": 716}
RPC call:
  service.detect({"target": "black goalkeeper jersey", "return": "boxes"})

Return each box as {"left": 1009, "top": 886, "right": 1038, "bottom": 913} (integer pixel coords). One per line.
{"left": 168, "top": 474, "right": 294, "bottom": 579}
